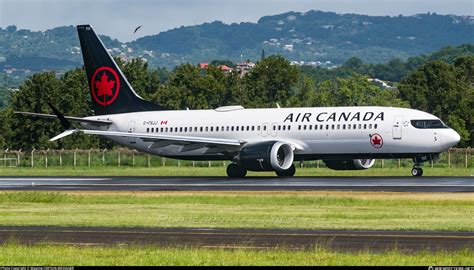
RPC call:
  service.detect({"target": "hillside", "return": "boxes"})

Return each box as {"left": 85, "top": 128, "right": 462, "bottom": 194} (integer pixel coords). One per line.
{"left": 1, "top": 10, "right": 473, "bottom": 77}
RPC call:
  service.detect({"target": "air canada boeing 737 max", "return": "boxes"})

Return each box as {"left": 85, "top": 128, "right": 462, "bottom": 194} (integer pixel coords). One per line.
{"left": 16, "top": 25, "right": 461, "bottom": 177}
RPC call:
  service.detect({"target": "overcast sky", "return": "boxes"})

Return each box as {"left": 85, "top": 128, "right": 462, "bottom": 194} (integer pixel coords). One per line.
{"left": 1, "top": 0, "right": 473, "bottom": 42}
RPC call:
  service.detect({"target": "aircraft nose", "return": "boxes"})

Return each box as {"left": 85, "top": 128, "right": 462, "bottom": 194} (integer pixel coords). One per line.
{"left": 446, "top": 129, "right": 461, "bottom": 147}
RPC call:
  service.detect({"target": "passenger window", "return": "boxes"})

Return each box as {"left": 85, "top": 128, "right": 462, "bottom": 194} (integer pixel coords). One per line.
{"left": 252, "top": 126, "right": 255, "bottom": 131}
{"left": 309, "top": 125, "right": 312, "bottom": 130}
{"left": 210, "top": 127, "right": 213, "bottom": 132}
{"left": 246, "top": 126, "right": 250, "bottom": 131}
{"left": 179, "top": 127, "right": 182, "bottom": 132}
{"left": 369, "top": 124, "right": 372, "bottom": 129}
{"left": 298, "top": 125, "right": 301, "bottom": 130}
{"left": 337, "top": 124, "right": 340, "bottom": 130}
{"left": 374, "top": 124, "right": 378, "bottom": 129}
{"left": 331, "top": 124, "right": 335, "bottom": 130}
{"left": 303, "top": 125, "right": 307, "bottom": 130}
{"left": 288, "top": 125, "right": 291, "bottom": 130}
{"left": 146, "top": 128, "right": 149, "bottom": 133}
{"left": 263, "top": 126, "right": 267, "bottom": 131}
{"left": 363, "top": 124, "right": 367, "bottom": 129}
{"left": 200, "top": 127, "right": 203, "bottom": 132}
{"left": 343, "top": 124, "right": 346, "bottom": 130}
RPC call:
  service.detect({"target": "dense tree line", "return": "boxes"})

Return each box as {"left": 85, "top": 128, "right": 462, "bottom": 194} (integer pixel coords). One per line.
{"left": 301, "top": 44, "right": 474, "bottom": 83}
{"left": 0, "top": 54, "right": 472, "bottom": 150}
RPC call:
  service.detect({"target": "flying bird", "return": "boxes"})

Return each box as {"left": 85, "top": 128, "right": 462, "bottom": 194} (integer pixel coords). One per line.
{"left": 133, "top": 25, "right": 142, "bottom": 34}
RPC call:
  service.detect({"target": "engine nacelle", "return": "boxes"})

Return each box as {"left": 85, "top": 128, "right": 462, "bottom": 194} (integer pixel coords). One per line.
{"left": 239, "top": 141, "right": 294, "bottom": 172}
{"left": 323, "top": 159, "right": 375, "bottom": 170}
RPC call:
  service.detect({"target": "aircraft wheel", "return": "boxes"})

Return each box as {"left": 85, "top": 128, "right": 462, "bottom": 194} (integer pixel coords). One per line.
{"left": 276, "top": 164, "right": 296, "bottom": 177}
{"left": 411, "top": 167, "right": 423, "bottom": 177}
{"left": 226, "top": 163, "right": 247, "bottom": 178}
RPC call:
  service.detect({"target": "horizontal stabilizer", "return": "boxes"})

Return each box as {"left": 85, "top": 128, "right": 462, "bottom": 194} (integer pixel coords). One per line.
{"left": 15, "top": 112, "right": 113, "bottom": 125}
{"left": 50, "top": 129, "right": 79, "bottom": 141}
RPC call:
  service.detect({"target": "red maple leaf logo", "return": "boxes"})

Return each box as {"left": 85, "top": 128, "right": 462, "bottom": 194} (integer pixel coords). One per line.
{"left": 372, "top": 136, "right": 381, "bottom": 146}
{"left": 95, "top": 72, "right": 115, "bottom": 97}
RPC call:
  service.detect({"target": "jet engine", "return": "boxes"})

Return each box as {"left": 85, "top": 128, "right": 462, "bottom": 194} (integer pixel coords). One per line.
{"left": 323, "top": 159, "right": 375, "bottom": 170}
{"left": 239, "top": 141, "right": 294, "bottom": 172}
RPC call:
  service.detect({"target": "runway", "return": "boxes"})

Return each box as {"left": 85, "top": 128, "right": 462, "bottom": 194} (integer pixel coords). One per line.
{"left": 0, "top": 176, "right": 473, "bottom": 192}
{"left": 0, "top": 226, "right": 472, "bottom": 252}
{"left": 0, "top": 176, "right": 472, "bottom": 192}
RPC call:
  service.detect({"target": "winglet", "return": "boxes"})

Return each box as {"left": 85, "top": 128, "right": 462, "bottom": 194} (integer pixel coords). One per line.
{"left": 46, "top": 102, "right": 71, "bottom": 130}
{"left": 50, "top": 129, "right": 80, "bottom": 141}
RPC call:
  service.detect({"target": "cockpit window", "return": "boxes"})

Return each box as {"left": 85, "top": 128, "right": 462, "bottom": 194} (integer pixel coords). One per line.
{"left": 411, "top": 119, "right": 448, "bottom": 129}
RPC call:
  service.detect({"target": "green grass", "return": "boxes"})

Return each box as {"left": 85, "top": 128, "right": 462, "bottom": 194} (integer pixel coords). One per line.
{"left": 0, "top": 166, "right": 472, "bottom": 176}
{"left": 0, "top": 243, "right": 471, "bottom": 266}
{"left": 0, "top": 191, "right": 472, "bottom": 231}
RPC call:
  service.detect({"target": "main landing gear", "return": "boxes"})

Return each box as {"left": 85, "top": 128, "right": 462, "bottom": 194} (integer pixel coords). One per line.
{"left": 226, "top": 163, "right": 247, "bottom": 178}
{"left": 226, "top": 163, "right": 296, "bottom": 178}
{"left": 276, "top": 164, "right": 296, "bottom": 177}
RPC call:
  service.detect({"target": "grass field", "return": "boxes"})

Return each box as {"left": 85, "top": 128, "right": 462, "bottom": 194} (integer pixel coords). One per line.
{"left": 0, "top": 191, "right": 472, "bottom": 231}
{"left": 0, "top": 166, "right": 472, "bottom": 176}
{"left": 0, "top": 243, "right": 472, "bottom": 266}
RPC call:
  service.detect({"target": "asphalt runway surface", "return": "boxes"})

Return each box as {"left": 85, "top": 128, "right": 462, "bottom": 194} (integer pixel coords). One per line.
{"left": 0, "top": 176, "right": 472, "bottom": 192}
{"left": 0, "top": 226, "right": 472, "bottom": 252}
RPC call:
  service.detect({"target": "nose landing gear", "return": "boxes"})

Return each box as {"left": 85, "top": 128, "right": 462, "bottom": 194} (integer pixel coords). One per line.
{"left": 411, "top": 166, "right": 423, "bottom": 177}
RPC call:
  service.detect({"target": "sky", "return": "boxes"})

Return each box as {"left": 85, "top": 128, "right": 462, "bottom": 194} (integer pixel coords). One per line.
{"left": 1, "top": 0, "right": 473, "bottom": 42}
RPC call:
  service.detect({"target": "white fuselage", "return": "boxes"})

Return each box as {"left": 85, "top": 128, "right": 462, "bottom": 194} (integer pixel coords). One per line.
{"left": 82, "top": 106, "right": 460, "bottom": 161}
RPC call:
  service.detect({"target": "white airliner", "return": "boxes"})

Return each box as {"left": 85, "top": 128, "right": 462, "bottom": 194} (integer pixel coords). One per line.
{"left": 16, "top": 25, "right": 461, "bottom": 177}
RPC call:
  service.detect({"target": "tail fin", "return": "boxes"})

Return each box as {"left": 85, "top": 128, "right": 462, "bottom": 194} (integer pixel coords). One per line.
{"left": 77, "top": 25, "right": 167, "bottom": 115}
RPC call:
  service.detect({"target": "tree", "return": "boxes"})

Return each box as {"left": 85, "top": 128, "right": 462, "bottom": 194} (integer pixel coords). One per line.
{"left": 244, "top": 55, "right": 298, "bottom": 107}
{"left": 8, "top": 72, "right": 63, "bottom": 150}
{"left": 115, "top": 57, "right": 166, "bottom": 100}
{"left": 288, "top": 76, "right": 317, "bottom": 107}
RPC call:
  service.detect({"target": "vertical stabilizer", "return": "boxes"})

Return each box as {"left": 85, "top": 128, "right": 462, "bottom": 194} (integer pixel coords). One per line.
{"left": 77, "top": 25, "right": 167, "bottom": 115}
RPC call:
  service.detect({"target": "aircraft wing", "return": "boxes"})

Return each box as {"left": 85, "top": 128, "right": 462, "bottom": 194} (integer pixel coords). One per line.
{"left": 50, "top": 129, "right": 244, "bottom": 152}
{"left": 14, "top": 112, "right": 113, "bottom": 126}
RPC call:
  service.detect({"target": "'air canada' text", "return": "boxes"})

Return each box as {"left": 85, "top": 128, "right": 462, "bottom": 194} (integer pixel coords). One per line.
{"left": 284, "top": 112, "right": 384, "bottom": 123}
